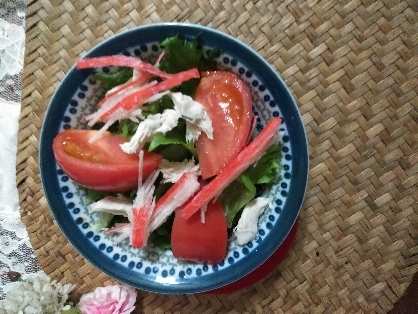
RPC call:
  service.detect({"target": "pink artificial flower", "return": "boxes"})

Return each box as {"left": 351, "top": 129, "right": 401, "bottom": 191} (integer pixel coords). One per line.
{"left": 78, "top": 284, "right": 136, "bottom": 314}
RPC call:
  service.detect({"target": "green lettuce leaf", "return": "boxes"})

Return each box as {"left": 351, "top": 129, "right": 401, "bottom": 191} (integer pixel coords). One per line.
{"left": 243, "top": 143, "right": 283, "bottom": 185}
{"left": 80, "top": 187, "right": 112, "bottom": 204}
{"left": 218, "top": 174, "right": 256, "bottom": 228}
{"left": 158, "top": 34, "right": 221, "bottom": 96}
{"left": 149, "top": 134, "right": 197, "bottom": 158}
{"left": 148, "top": 213, "right": 175, "bottom": 250}
{"left": 94, "top": 212, "right": 114, "bottom": 232}
{"left": 159, "top": 34, "right": 221, "bottom": 73}
{"left": 219, "top": 144, "right": 283, "bottom": 228}
{"left": 142, "top": 95, "right": 175, "bottom": 116}
{"left": 116, "top": 119, "right": 138, "bottom": 138}
{"left": 92, "top": 67, "right": 133, "bottom": 90}
{"left": 148, "top": 119, "right": 197, "bottom": 158}
{"left": 154, "top": 144, "right": 194, "bottom": 162}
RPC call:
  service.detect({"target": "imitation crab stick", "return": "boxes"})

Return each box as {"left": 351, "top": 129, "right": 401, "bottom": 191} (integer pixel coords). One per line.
{"left": 105, "top": 223, "right": 131, "bottom": 244}
{"left": 111, "top": 172, "right": 200, "bottom": 237}
{"left": 76, "top": 55, "right": 172, "bottom": 79}
{"left": 85, "top": 80, "right": 158, "bottom": 128}
{"left": 130, "top": 151, "right": 160, "bottom": 248}
{"left": 181, "top": 117, "right": 283, "bottom": 219}
{"left": 131, "top": 201, "right": 154, "bottom": 248}
{"left": 99, "top": 68, "right": 200, "bottom": 121}
{"left": 148, "top": 172, "right": 200, "bottom": 232}
{"left": 96, "top": 74, "right": 151, "bottom": 108}
{"left": 106, "top": 223, "right": 130, "bottom": 234}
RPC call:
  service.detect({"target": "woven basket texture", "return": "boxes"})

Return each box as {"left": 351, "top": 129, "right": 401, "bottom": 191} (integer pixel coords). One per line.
{"left": 19, "top": 0, "right": 417, "bottom": 313}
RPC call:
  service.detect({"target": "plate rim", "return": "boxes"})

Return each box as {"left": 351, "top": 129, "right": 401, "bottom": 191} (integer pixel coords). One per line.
{"left": 39, "top": 22, "right": 309, "bottom": 294}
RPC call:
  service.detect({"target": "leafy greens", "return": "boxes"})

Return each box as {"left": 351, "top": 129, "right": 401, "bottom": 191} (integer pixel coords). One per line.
{"left": 92, "top": 67, "right": 133, "bottom": 89}
{"left": 82, "top": 34, "right": 283, "bottom": 249}
{"left": 218, "top": 144, "right": 283, "bottom": 227}
{"left": 158, "top": 34, "right": 221, "bottom": 96}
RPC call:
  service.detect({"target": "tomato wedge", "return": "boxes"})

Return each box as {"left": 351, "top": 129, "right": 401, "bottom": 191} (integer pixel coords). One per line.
{"left": 171, "top": 200, "right": 228, "bottom": 264}
{"left": 53, "top": 129, "right": 162, "bottom": 191}
{"left": 194, "top": 71, "right": 253, "bottom": 179}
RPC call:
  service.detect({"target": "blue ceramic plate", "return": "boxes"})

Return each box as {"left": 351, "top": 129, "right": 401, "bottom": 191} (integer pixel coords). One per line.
{"left": 40, "top": 23, "right": 308, "bottom": 294}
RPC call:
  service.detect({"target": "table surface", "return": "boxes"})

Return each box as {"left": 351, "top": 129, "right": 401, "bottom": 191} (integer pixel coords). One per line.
{"left": 2, "top": 0, "right": 418, "bottom": 312}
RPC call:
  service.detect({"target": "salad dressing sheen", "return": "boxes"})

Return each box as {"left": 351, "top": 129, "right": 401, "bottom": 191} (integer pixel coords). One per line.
{"left": 62, "top": 140, "right": 101, "bottom": 162}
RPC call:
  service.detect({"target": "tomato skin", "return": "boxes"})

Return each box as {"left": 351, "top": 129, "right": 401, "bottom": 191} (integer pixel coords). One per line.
{"left": 171, "top": 200, "right": 228, "bottom": 264}
{"left": 194, "top": 71, "right": 253, "bottom": 179}
{"left": 53, "top": 129, "right": 162, "bottom": 192}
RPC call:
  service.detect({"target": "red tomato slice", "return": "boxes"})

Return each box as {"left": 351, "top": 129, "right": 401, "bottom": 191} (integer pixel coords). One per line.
{"left": 53, "top": 129, "right": 162, "bottom": 192}
{"left": 171, "top": 200, "right": 228, "bottom": 264}
{"left": 194, "top": 71, "right": 253, "bottom": 179}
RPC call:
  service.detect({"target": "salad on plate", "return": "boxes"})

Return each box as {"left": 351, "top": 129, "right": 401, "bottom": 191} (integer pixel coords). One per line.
{"left": 52, "top": 35, "right": 284, "bottom": 265}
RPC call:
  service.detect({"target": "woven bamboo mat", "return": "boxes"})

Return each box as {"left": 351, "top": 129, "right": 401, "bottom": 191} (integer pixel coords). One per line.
{"left": 19, "top": 0, "right": 417, "bottom": 312}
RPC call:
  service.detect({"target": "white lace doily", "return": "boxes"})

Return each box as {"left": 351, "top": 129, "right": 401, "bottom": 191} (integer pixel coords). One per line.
{"left": 0, "top": 1, "right": 42, "bottom": 299}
